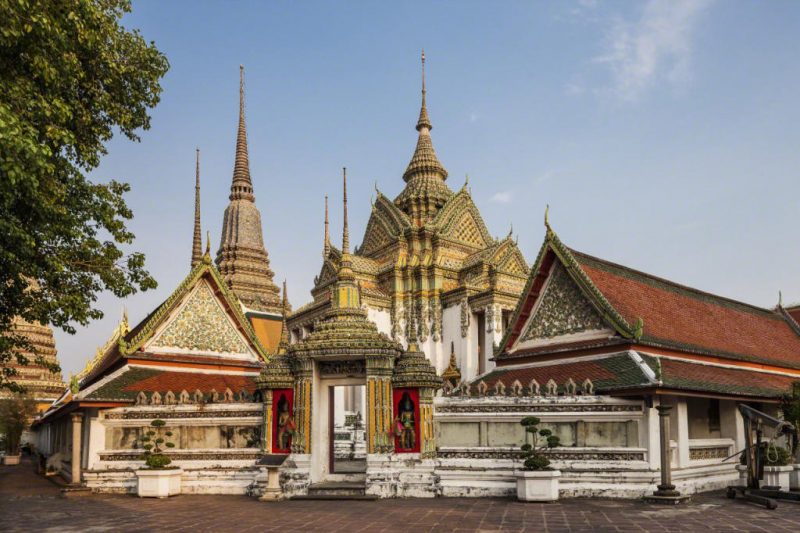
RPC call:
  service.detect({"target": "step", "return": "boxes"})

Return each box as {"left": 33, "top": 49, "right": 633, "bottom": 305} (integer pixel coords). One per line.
{"left": 294, "top": 481, "right": 377, "bottom": 501}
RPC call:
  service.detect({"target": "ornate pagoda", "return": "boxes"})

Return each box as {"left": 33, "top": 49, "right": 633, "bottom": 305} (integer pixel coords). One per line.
{"left": 288, "top": 52, "right": 530, "bottom": 382}
{"left": 0, "top": 317, "right": 65, "bottom": 412}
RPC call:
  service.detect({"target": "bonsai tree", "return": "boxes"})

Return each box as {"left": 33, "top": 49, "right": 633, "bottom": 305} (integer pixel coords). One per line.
{"left": 137, "top": 419, "right": 175, "bottom": 468}
{"left": 519, "top": 416, "right": 560, "bottom": 470}
{"left": 0, "top": 395, "right": 37, "bottom": 455}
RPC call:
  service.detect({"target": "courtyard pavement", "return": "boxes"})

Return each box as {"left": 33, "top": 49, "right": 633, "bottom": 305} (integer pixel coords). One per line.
{"left": 2, "top": 459, "right": 800, "bottom": 532}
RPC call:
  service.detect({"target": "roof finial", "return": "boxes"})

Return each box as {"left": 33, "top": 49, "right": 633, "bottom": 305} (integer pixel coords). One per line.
{"left": 230, "top": 64, "right": 254, "bottom": 201}
{"left": 508, "top": 222, "right": 513, "bottom": 239}
{"left": 204, "top": 230, "right": 211, "bottom": 261}
{"left": 277, "top": 279, "right": 290, "bottom": 354}
{"left": 323, "top": 195, "right": 330, "bottom": 257}
{"left": 779, "top": 290, "right": 783, "bottom": 307}
{"left": 191, "top": 148, "right": 203, "bottom": 268}
{"left": 544, "top": 204, "right": 551, "bottom": 233}
{"left": 342, "top": 167, "right": 349, "bottom": 255}
{"left": 416, "top": 49, "right": 432, "bottom": 132}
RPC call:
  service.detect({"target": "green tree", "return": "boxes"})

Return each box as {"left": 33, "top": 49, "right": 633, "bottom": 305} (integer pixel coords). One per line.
{"left": 0, "top": 395, "right": 38, "bottom": 455}
{"left": 0, "top": 0, "right": 168, "bottom": 391}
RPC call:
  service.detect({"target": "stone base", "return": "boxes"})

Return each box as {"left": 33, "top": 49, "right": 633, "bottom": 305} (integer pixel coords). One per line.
{"left": 643, "top": 494, "right": 691, "bottom": 505}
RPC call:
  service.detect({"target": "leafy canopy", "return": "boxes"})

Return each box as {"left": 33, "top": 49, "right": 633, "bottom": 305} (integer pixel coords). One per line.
{"left": 0, "top": 0, "right": 169, "bottom": 391}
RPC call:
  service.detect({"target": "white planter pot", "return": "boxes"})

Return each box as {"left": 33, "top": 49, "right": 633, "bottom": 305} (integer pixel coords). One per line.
{"left": 789, "top": 465, "right": 800, "bottom": 491}
{"left": 2, "top": 455, "right": 21, "bottom": 466}
{"left": 136, "top": 468, "right": 182, "bottom": 498}
{"left": 516, "top": 470, "right": 560, "bottom": 502}
{"left": 761, "top": 465, "right": 793, "bottom": 491}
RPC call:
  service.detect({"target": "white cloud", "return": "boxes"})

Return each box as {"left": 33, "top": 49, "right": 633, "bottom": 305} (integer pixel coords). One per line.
{"left": 490, "top": 191, "right": 513, "bottom": 204}
{"left": 594, "top": 0, "right": 714, "bottom": 100}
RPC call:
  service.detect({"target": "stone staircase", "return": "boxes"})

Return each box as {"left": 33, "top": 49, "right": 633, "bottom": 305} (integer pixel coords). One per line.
{"left": 293, "top": 480, "right": 377, "bottom": 501}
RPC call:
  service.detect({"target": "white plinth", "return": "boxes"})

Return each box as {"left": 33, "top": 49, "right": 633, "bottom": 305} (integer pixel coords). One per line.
{"left": 762, "top": 465, "right": 793, "bottom": 491}
{"left": 136, "top": 468, "right": 182, "bottom": 498}
{"left": 516, "top": 470, "right": 560, "bottom": 502}
{"left": 790, "top": 464, "right": 800, "bottom": 491}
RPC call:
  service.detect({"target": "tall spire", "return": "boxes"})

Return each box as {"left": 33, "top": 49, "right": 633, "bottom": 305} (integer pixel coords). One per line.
{"left": 323, "top": 195, "right": 330, "bottom": 257}
{"left": 216, "top": 65, "right": 282, "bottom": 314}
{"left": 417, "top": 49, "right": 432, "bottom": 132}
{"left": 191, "top": 148, "right": 203, "bottom": 267}
{"left": 342, "top": 167, "right": 350, "bottom": 255}
{"left": 230, "top": 65, "right": 254, "bottom": 201}
{"left": 396, "top": 50, "right": 452, "bottom": 224}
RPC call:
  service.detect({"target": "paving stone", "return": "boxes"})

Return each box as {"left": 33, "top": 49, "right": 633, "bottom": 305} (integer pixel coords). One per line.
{"left": 2, "top": 459, "right": 800, "bottom": 532}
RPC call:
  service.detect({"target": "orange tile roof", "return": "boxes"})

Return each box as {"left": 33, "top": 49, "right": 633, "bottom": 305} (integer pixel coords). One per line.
{"left": 572, "top": 250, "right": 800, "bottom": 368}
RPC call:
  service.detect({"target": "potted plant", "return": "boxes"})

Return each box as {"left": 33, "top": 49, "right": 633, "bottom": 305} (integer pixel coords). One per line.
{"left": 0, "top": 396, "right": 37, "bottom": 466}
{"left": 780, "top": 381, "right": 800, "bottom": 491}
{"left": 515, "top": 416, "right": 561, "bottom": 502}
{"left": 135, "top": 419, "right": 182, "bottom": 497}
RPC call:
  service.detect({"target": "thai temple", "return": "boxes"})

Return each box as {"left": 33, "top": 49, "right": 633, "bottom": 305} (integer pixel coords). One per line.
{"left": 0, "top": 318, "right": 65, "bottom": 412}
{"left": 25, "top": 54, "right": 800, "bottom": 500}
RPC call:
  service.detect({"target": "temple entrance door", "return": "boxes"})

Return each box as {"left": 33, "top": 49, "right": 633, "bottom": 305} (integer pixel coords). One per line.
{"left": 329, "top": 384, "right": 367, "bottom": 474}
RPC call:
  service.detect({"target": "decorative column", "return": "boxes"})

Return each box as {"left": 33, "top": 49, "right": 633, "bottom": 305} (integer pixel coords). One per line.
{"left": 292, "top": 357, "right": 313, "bottom": 454}
{"left": 70, "top": 412, "right": 82, "bottom": 485}
{"left": 645, "top": 404, "right": 689, "bottom": 503}
{"left": 366, "top": 355, "right": 394, "bottom": 454}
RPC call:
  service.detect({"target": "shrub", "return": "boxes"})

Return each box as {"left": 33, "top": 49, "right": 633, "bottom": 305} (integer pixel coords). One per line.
{"left": 137, "top": 419, "right": 176, "bottom": 469}
{"left": 740, "top": 443, "right": 791, "bottom": 467}
{"left": 519, "top": 416, "right": 560, "bottom": 471}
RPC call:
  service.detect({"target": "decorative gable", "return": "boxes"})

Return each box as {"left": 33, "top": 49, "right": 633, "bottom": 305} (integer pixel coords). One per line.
{"left": 451, "top": 211, "right": 488, "bottom": 248}
{"left": 147, "top": 281, "right": 252, "bottom": 356}
{"left": 360, "top": 215, "right": 394, "bottom": 256}
{"left": 519, "top": 262, "right": 607, "bottom": 343}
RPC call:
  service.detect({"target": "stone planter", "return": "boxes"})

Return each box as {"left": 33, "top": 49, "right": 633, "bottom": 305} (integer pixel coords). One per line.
{"left": 761, "top": 465, "right": 793, "bottom": 491}
{"left": 789, "top": 465, "right": 800, "bottom": 491}
{"left": 516, "top": 470, "right": 560, "bottom": 502}
{"left": 136, "top": 468, "right": 182, "bottom": 498}
{"left": 735, "top": 464, "right": 748, "bottom": 486}
{"left": 2, "top": 454, "right": 21, "bottom": 466}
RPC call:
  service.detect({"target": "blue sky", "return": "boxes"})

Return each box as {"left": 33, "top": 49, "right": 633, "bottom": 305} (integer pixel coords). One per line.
{"left": 54, "top": 0, "right": 800, "bottom": 376}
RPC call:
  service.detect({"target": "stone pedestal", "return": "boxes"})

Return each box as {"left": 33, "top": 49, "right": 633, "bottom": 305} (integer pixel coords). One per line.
{"left": 258, "top": 466, "right": 283, "bottom": 501}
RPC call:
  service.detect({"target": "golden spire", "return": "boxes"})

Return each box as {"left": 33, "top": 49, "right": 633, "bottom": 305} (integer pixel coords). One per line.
{"left": 442, "top": 341, "right": 462, "bottom": 386}
{"left": 337, "top": 167, "right": 356, "bottom": 288}
{"left": 323, "top": 195, "right": 330, "bottom": 257}
{"left": 342, "top": 167, "right": 350, "bottom": 255}
{"left": 230, "top": 65, "right": 254, "bottom": 201}
{"left": 204, "top": 230, "right": 211, "bottom": 262}
{"left": 191, "top": 148, "right": 203, "bottom": 267}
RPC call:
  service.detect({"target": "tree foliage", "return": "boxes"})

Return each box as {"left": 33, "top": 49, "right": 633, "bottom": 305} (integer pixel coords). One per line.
{"left": 0, "top": 395, "right": 38, "bottom": 454}
{"left": 0, "top": 0, "right": 168, "bottom": 391}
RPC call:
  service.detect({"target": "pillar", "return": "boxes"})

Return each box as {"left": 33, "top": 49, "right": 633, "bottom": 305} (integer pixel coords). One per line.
{"left": 70, "top": 412, "right": 82, "bottom": 485}
{"left": 366, "top": 356, "right": 393, "bottom": 454}
{"left": 419, "top": 388, "right": 436, "bottom": 457}
{"left": 654, "top": 405, "right": 680, "bottom": 497}
{"left": 675, "top": 399, "right": 690, "bottom": 468}
{"left": 262, "top": 390, "right": 273, "bottom": 452}
{"left": 293, "top": 359, "right": 313, "bottom": 454}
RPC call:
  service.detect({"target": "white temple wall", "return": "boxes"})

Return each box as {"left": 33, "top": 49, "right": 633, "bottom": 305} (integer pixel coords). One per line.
{"left": 433, "top": 393, "right": 742, "bottom": 498}
{"left": 366, "top": 308, "right": 391, "bottom": 338}
{"left": 442, "top": 304, "right": 462, "bottom": 375}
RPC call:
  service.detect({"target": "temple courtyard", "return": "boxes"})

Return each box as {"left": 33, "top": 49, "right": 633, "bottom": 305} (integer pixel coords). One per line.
{"left": 0, "top": 460, "right": 798, "bottom": 532}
